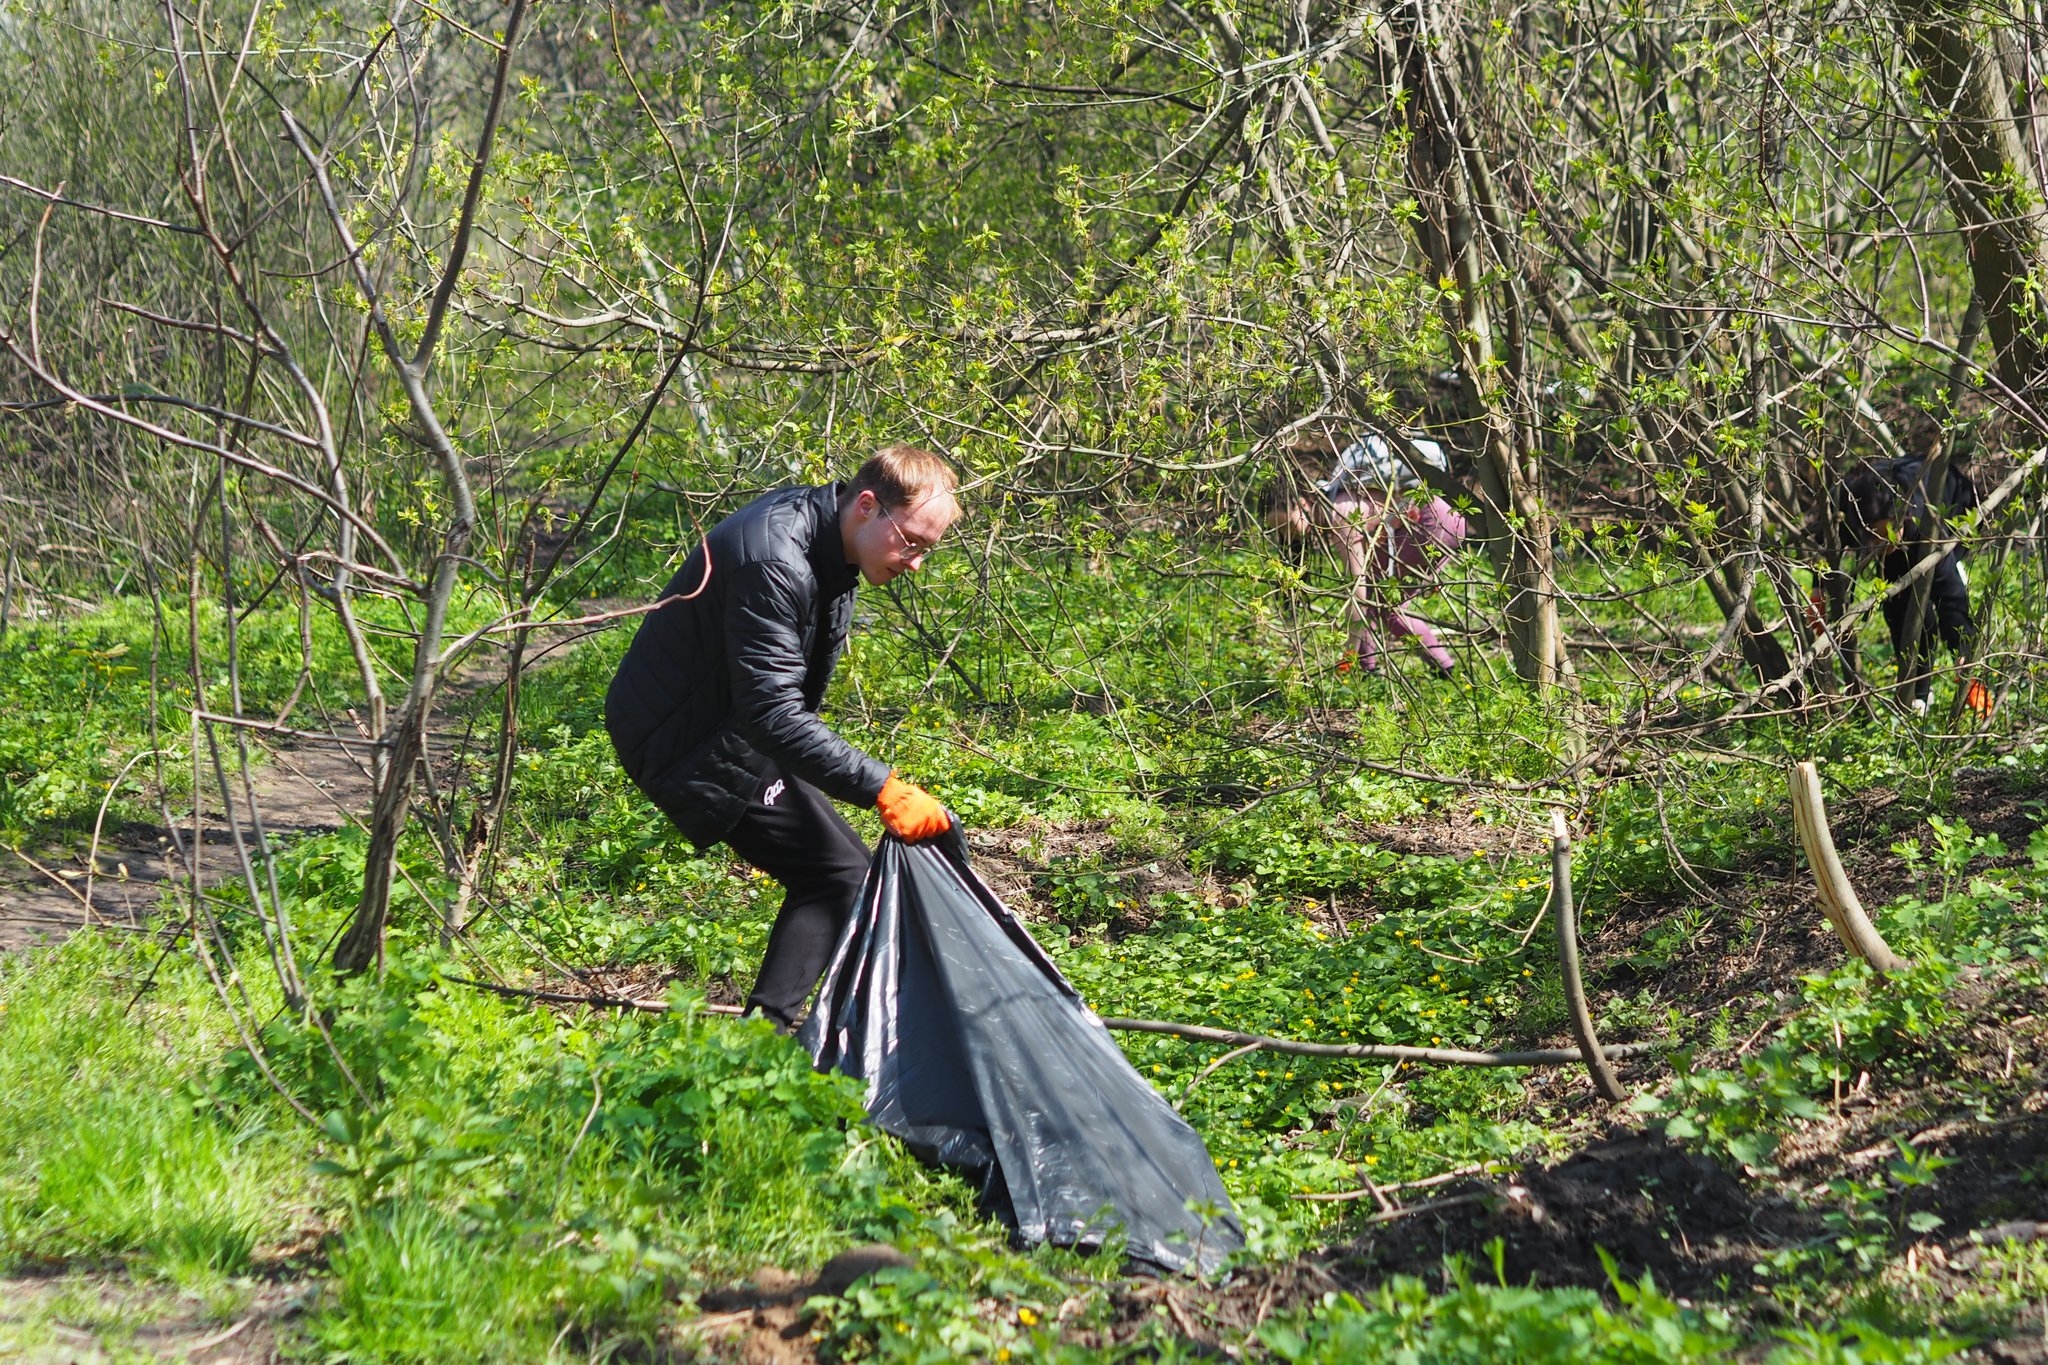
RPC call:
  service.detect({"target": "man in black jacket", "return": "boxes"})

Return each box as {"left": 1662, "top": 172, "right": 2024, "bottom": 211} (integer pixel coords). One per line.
{"left": 605, "top": 446, "right": 960, "bottom": 1027}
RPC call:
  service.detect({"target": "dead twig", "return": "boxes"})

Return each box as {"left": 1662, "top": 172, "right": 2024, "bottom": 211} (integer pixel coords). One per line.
{"left": 1176, "top": 1040, "right": 1264, "bottom": 1110}
{"left": 1100, "top": 1017, "right": 1663, "bottom": 1068}
{"left": 442, "top": 977, "right": 1665, "bottom": 1068}
{"left": 1359, "top": 1190, "right": 1492, "bottom": 1223}
{"left": 6, "top": 846, "right": 99, "bottom": 920}
{"left": 1292, "top": 1159, "right": 1510, "bottom": 1202}
{"left": 446, "top": 974, "right": 743, "bottom": 1015}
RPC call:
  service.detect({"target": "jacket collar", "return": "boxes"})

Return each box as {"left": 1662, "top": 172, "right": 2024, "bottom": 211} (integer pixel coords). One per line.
{"left": 807, "top": 482, "right": 859, "bottom": 595}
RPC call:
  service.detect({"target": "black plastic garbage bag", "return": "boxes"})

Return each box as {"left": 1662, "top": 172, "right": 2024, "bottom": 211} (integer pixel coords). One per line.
{"left": 801, "top": 833, "right": 1244, "bottom": 1274}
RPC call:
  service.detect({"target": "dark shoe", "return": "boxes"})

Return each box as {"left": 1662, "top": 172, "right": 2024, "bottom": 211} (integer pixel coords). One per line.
{"left": 742, "top": 1001, "right": 802, "bottom": 1035}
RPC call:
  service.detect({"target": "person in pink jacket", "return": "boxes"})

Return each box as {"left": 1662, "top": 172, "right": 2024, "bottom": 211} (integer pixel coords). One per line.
{"left": 1265, "top": 426, "right": 1468, "bottom": 675}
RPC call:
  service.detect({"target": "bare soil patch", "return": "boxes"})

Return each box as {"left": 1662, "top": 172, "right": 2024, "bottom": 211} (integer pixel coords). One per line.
{"left": 680, "top": 1245, "right": 913, "bottom": 1364}
{"left": 965, "top": 819, "right": 1208, "bottom": 938}
{"left": 1135, "top": 971, "right": 2048, "bottom": 1356}
{"left": 1328, "top": 1133, "right": 1810, "bottom": 1298}
{"left": 0, "top": 726, "right": 375, "bottom": 957}
{"left": 0, "top": 1269, "right": 313, "bottom": 1364}
{"left": 1355, "top": 806, "right": 1536, "bottom": 862}
{"left": 1585, "top": 763, "right": 2048, "bottom": 1031}
{"left": 1, "top": 608, "right": 619, "bottom": 959}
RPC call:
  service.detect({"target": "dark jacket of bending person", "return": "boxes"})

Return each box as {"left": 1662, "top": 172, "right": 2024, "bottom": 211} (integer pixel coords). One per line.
{"left": 604, "top": 445, "right": 961, "bottom": 1027}
{"left": 1835, "top": 454, "right": 1978, "bottom": 711}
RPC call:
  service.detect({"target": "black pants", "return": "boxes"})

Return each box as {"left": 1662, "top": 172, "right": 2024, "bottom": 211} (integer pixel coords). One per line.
{"left": 720, "top": 771, "right": 870, "bottom": 1027}
{"left": 1880, "top": 549, "right": 1974, "bottom": 702}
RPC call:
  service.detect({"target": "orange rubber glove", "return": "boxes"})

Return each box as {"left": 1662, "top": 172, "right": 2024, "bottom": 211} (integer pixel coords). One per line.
{"left": 1804, "top": 589, "right": 1830, "bottom": 639}
{"left": 1964, "top": 677, "right": 1995, "bottom": 719}
{"left": 877, "top": 773, "right": 952, "bottom": 842}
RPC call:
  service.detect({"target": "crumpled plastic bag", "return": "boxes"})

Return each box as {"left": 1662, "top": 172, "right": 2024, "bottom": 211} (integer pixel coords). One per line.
{"left": 802, "top": 833, "right": 1243, "bottom": 1274}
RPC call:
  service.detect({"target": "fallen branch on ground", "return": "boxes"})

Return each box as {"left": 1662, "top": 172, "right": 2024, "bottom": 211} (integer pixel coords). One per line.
{"left": 446, "top": 975, "right": 744, "bottom": 1014}
{"left": 1358, "top": 1191, "right": 1492, "bottom": 1223}
{"left": 1292, "top": 1160, "right": 1510, "bottom": 1202}
{"left": 446, "top": 976, "right": 1665, "bottom": 1068}
{"left": 1099, "top": 1016, "right": 1664, "bottom": 1067}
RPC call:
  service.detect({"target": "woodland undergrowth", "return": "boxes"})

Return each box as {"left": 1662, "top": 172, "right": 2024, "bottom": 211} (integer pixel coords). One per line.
{"left": 2, "top": 540, "right": 2044, "bottom": 1362}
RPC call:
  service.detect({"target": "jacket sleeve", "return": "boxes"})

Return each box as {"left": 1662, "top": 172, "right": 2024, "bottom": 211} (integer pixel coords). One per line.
{"left": 724, "top": 559, "right": 892, "bottom": 806}
{"left": 1930, "top": 550, "right": 1975, "bottom": 648}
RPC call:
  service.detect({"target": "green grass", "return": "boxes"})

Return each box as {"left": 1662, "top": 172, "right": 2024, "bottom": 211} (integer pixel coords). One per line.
{"left": 1260, "top": 1263, "right": 1967, "bottom": 1363}
{"left": 3, "top": 534, "right": 2048, "bottom": 1357}
{"left": 0, "top": 933, "right": 312, "bottom": 1286}
{"left": 0, "top": 591, "right": 495, "bottom": 841}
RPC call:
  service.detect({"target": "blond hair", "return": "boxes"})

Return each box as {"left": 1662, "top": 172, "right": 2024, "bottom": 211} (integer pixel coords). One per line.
{"left": 847, "top": 444, "right": 957, "bottom": 510}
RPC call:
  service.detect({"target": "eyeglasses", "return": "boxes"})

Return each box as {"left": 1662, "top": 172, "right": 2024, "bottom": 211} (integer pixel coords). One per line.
{"left": 877, "top": 503, "right": 938, "bottom": 558}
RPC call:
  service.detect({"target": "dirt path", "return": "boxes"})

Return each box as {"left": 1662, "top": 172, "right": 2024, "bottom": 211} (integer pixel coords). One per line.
{"left": 0, "top": 609, "right": 620, "bottom": 957}
{"left": 0, "top": 726, "right": 378, "bottom": 957}
{"left": 0, "top": 1270, "right": 310, "bottom": 1364}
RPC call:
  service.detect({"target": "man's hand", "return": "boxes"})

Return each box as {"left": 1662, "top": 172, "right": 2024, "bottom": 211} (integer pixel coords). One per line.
{"left": 877, "top": 774, "right": 952, "bottom": 841}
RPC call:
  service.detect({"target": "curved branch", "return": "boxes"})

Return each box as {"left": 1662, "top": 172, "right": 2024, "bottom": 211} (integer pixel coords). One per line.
{"left": 1550, "top": 810, "right": 1626, "bottom": 1102}
{"left": 0, "top": 333, "right": 406, "bottom": 572}
{"left": 0, "top": 391, "right": 321, "bottom": 449}
{"left": 1790, "top": 761, "right": 1908, "bottom": 972}
{"left": 0, "top": 172, "right": 204, "bottom": 235}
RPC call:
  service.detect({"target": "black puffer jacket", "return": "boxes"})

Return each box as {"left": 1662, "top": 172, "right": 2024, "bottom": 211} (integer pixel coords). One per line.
{"left": 604, "top": 482, "right": 890, "bottom": 846}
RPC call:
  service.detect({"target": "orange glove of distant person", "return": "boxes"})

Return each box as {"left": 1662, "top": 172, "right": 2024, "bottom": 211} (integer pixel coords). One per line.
{"left": 877, "top": 774, "right": 952, "bottom": 842}
{"left": 1804, "top": 589, "right": 1829, "bottom": 639}
{"left": 1964, "top": 677, "right": 1995, "bottom": 719}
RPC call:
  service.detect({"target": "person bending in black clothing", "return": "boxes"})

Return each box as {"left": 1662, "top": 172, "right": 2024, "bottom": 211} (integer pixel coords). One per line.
{"left": 1836, "top": 454, "right": 1980, "bottom": 715}
{"left": 604, "top": 446, "right": 962, "bottom": 1028}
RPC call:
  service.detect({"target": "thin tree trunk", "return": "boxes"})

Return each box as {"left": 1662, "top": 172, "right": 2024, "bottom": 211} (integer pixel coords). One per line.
{"left": 0, "top": 543, "right": 14, "bottom": 641}
{"left": 1551, "top": 811, "right": 1626, "bottom": 1103}
{"left": 1385, "top": 1, "right": 1564, "bottom": 686}
{"left": 288, "top": 0, "right": 528, "bottom": 975}
{"left": 330, "top": 706, "right": 426, "bottom": 974}
{"left": 448, "top": 626, "right": 526, "bottom": 940}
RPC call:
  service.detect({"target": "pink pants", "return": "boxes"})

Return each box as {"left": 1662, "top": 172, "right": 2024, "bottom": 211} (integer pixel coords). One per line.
{"left": 1327, "top": 491, "right": 1467, "bottom": 673}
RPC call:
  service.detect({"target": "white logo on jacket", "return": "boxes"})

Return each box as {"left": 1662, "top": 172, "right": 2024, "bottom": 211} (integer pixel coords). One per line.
{"left": 762, "top": 779, "right": 785, "bottom": 807}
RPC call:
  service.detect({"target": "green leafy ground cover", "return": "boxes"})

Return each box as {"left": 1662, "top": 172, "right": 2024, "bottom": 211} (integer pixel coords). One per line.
{"left": 1, "top": 536, "right": 2043, "bottom": 1361}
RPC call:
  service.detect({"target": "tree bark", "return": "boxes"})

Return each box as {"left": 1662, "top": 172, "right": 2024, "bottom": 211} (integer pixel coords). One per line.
{"left": 1384, "top": 2, "right": 1565, "bottom": 686}
{"left": 1899, "top": 0, "right": 2048, "bottom": 401}
{"left": 0, "top": 543, "right": 14, "bottom": 641}
{"left": 330, "top": 704, "right": 426, "bottom": 975}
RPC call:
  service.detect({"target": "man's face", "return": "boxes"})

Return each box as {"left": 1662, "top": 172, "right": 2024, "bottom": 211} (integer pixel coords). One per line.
{"left": 847, "top": 489, "right": 960, "bottom": 586}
